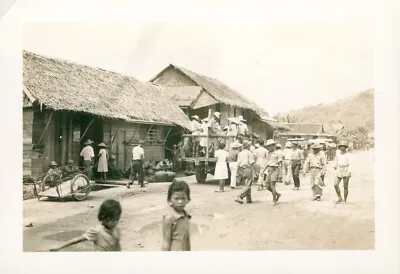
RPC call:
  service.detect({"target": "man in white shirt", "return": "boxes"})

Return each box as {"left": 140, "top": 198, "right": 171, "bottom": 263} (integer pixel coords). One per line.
{"left": 80, "top": 139, "right": 95, "bottom": 180}
{"left": 127, "top": 140, "right": 145, "bottom": 188}
{"left": 234, "top": 140, "right": 255, "bottom": 204}
{"left": 254, "top": 139, "right": 268, "bottom": 191}
{"left": 334, "top": 140, "right": 352, "bottom": 203}
{"left": 237, "top": 115, "right": 248, "bottom": 137}
{"left": 282, "top": 142, "right": 293, "bottom": 185}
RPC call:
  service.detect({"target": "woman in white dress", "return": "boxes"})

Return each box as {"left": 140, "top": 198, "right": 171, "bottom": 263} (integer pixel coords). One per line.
{"left": 97, "top": 143, "right": 108, "bottom": 180}
{"left": 214, "top": 142, "right": 229, "bottom": 192}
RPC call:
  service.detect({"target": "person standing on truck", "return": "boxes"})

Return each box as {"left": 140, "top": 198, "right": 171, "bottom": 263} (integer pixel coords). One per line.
{"left": 189, "top": 115, "right": 201, "bottom": 157}
{"left": 126, "top": 140, "right": 145, "bottom": 188}
{"left": 237, "top": 115, "right": 248, "bottom": 137}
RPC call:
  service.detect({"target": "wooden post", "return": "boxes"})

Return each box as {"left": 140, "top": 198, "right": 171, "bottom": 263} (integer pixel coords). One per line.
{"left": 80, "top": 117, "right": 96, "bottom": 142}
{"left": 111, "top": 120, "right": 122, "bottom": 146}
{"left": 67, "top": 113, "right": 73, "bottom": 161}
{"left": 61, "top": 112, "right": 68, "bottom": 165}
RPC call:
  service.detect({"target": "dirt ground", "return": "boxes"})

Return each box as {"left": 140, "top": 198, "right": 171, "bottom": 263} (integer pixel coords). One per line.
{"left": 23, "top": 149, "right": 374, "bottom": 251}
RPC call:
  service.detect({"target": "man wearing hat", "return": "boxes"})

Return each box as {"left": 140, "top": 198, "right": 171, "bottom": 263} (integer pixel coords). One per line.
{"left": 262, "top": 139, "right": 283, "bottom": 204}
{"left": 290, "top": 142, "right": 304, "bottom": 191}
{"left": 333, "top": 140, "right": 352, "bottom": 203}
{"left": 228, "top": 140, "right": 242, "bottom": 189}
{"left": 208, "top": 112, "right": 222, "bottom": 134}
{"left": 190, "top": 115, "right": 201, "bottom": 157}
{"left": 80, "top": 139, "right": 95, "bottom": 180}
{"left": 302, "top": 143, "right": 327, "bottom": 201}
{"left": 127, "top": 140, "right": 145, "bottom": 188}
{"left": 234, "top": 140, "right": 255, "bottom": 204}
{"left": 62, "top": 159, "right": 79, "bottom": 180}
{"left": 254, "top": 139, "right": 268, "bottom": 191}
{"left": 282, "top": 141, "right": 293, "bottom": 185}
{"left": 227, "top": 117, "right": 239, "bottom": 137}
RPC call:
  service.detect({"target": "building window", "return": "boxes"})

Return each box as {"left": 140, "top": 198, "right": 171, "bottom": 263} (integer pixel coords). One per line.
{"left": 216, "top": 104, "right": 222, "bottom": 112}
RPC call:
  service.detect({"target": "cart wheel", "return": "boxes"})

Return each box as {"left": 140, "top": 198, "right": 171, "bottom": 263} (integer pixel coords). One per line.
{"left": 70, "top": 174, "right": 91, "bottom": 201}
{"left": 195, "top": 163, "right": 207, "bottom": 184}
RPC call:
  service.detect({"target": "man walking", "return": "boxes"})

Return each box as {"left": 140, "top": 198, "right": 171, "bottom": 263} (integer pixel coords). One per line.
{"left": 291, "top": 142, "right": 303, "bottom": 190}
{"left": 282, "top": 142, "right": 293, "bottom": 185}
{"left": 263, "top": 139, "right": 283, "bottom": 205}
{"left": 254, "top": 139, "right": 268, "bottom": 191}
{"left": 234, "top": 140, "right": 255, "bottom": 204}
{"left": 127, "top": 140, "right": 145, "bottom": 188}
{"left": 333, "top": 140, "right": 352, "bottom": 203}
{"left": 302, "top": 143, "right": 327, "bottom": 201}
{"left": 229, "top": 141, "right": 242, "bottom": 189}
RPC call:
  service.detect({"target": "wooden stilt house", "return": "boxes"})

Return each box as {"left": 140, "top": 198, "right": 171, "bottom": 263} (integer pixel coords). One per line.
{"left": 23, "top": 51, "right": 190, "bottom": 177}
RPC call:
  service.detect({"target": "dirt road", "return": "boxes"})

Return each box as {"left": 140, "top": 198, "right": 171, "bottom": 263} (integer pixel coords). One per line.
{"left": 23, "top": 149, "right": 374, "bottom": 251}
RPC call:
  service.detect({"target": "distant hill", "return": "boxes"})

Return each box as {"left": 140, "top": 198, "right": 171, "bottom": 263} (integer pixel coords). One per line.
{"left": 274, "top": 88, "right": 374, "bottom": 136}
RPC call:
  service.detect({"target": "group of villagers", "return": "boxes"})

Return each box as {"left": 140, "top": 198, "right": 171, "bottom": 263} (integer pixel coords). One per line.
{"left": 44, "top": 139, "right": 110, "bottom": 184}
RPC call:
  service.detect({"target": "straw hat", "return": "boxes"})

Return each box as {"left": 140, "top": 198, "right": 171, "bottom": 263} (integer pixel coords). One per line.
{"left": 276, "top": 143, "right": 282, "bottom": 148}
{"left": 242, "top": 140, "right": 251, "bottom": 148}
{"left": 228, "top": 117, "right": 240, "bottom": 124}
{"left": 238, "top": 115, "right": 246, "bottom": 122}
{"left": 138, "top": 140, "right": 145, "bottom": 145}
{"left": 285, "top": 141, "right": 292, "bottom": 148}
{"left": 312, "top": 143, "right": 322, "bottom": 149}
{"left": 50, "top": 161, "right": 58, "bottom": 167}
{"left": 338, "top": 140, "right": 349, "bottom": 148}
{"left": 201, "top": 117, "right": 209, "bottom": 122}
{"left": 223, "top": 125, "right": 229, "bottom": 131}
{"left": 67, "top": 159, "right": 74, "bottom": 164}
{"left": 97, "top": 142, "right": 107, "bottom": 148}
{"left": 84, "top": 139, "right": 93, "bottom": 145}
{"left": 265, "top": 139, "right": 276, "bottom": 147}
{"left": 213, "top": 112, "right": 221, "bottom": 119}
{"left": 191, "top": 115, "right": 200, "bottom": 121}
{"left": 231, "top": 141, "right": 243, "bottom": 148}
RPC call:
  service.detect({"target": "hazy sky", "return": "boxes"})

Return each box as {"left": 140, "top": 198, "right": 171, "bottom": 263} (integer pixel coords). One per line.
{"left": 19, "top": 1, "right": 373, "bottom": 116}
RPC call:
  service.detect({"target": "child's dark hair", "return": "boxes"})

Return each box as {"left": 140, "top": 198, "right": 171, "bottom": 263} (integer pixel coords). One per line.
{"left": 98, "top": 199, "right": 122, "bottom": 221}
{"left": 258, "top": 139, "right": 265, "bottom": 146}
{"left": 168, "top": 180, "right": 191, "bottom": 201}
{"left": 218, "top": 142, "right": 226, "bottom": 149}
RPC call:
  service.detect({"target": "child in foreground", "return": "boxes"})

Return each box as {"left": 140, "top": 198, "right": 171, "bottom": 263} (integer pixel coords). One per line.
{"left": 50, "top": 199, "right": 122, "bottom": 252}
{"left": 162, "top": 180, "right": 191, "bottom": 251}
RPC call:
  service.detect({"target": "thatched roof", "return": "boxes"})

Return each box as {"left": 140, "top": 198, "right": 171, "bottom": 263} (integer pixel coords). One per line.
{"left": 282, "top": 123, "right": 325, "bottom": 135}
{"left": 23, "top": 51, "right": 190, "bottom": 128}
{"left": 160, "top": 86, "right": 202, "bottom": 107}
{"left": 150, "top": 64, "right": 269, "bottom": 118}
{"left": 260, "top": 117, "right": 291, "bottom": 131}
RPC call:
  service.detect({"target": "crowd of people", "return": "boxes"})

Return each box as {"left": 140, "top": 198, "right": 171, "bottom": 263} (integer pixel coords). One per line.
{"left": 211, "top": 137, "right": 352, "bottom": 205}
{"left": 43, "top": 113, "right": 353, "bottom": 252}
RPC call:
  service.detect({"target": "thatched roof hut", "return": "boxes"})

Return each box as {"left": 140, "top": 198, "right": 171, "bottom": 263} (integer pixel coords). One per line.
{"left": 23, "top": 51, "right": 190, "bottom": 128}
{"left": 150, "top": 64, "right": 269, "bottom": 118}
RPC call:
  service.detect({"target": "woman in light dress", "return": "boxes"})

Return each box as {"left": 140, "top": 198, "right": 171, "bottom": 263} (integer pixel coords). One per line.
{"left": 97, "top": 143, "right": 108, "bottom": 180}
{"left": 214, "top": 142, "right": 229, "bottom": 192}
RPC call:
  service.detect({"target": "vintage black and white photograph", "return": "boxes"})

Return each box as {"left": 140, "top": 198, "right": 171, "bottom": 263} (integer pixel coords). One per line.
{"left": 20, "top": 19, "right": 376, "bottom": 252}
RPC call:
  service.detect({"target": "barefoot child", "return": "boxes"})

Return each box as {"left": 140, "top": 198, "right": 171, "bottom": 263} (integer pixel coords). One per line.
{"left": 50, "top": 199, "right": 122, "bottom": 252}
{"left": 334, "top": 140, "right": 351, "bottom": 203}
{"left": 162, "top": 180, "right": 191, "bottom": 251}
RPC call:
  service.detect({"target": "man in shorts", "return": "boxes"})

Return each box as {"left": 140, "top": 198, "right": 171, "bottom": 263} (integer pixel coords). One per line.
{"left": 263, "top": 139, "right": 283, "bottom": 205}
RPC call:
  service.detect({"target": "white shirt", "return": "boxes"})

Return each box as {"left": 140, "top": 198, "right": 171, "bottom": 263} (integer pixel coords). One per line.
{"left": 335, "top": 151, "right": 351, "bottom": 173}
{"left": 190, "top": 120, "right": 201, "bottom": 135}
{"left": 80, "top": 145, "right": 94, "bottom": 161}
{"left": 283, "top": 148, "right": 293, "bottom": 161}
{"left": 132, "top": 145, "right": 144, "bottom": 160}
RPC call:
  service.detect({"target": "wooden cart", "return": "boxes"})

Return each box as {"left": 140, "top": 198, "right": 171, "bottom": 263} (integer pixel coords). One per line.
{"left": 33, "top": 170, "right": 92, "bottom": 201}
